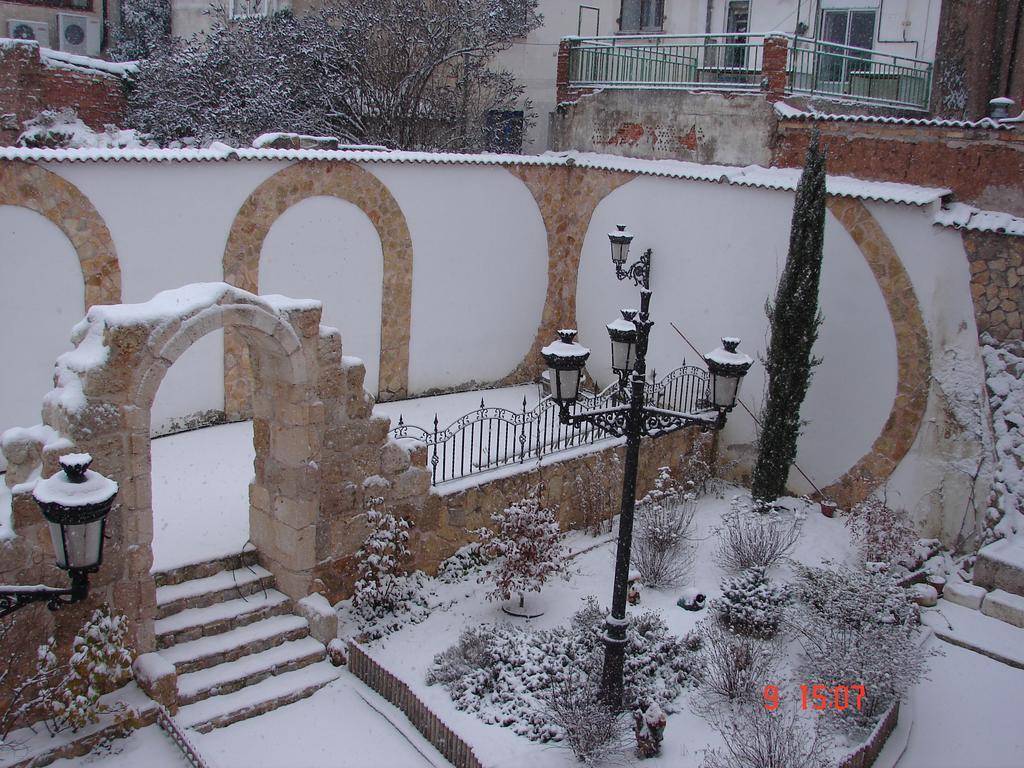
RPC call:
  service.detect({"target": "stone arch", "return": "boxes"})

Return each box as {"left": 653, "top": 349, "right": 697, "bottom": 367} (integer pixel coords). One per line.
{"left": 821, "top": 198, "right": 931, "bottom": 507}
{"left": 29, "top": 284, "right": 326, "bottom": 651}
{"left": 501, "top": 165, "right": 636, "bottom": 384}
{"left": 223, "top": 161, "right": 412, "bottom": 413}
{"left": 0, "top": 161, "right": 121, "bottom": 308}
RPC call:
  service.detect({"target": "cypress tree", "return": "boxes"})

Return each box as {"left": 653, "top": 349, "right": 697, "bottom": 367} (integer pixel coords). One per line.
{"left": 751, "top": 131, "right": 827, "bottom": 502}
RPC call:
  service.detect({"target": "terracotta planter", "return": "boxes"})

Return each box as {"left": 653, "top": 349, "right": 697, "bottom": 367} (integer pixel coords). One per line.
{"left": 820, "top": 500, "right": 838, "bottom": 518}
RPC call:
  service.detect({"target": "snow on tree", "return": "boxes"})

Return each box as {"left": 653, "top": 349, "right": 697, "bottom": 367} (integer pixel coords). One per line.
{"left": 352, "top": 495, "right": 416, "bottom": 616}
{"left": 108, "top": 0, "right": 171, "bottom": 62}
{"left": 713, "top": 567, "right": 791, "bottom": 638}
{"left": 751, "top": 130, "right": 827, "bottom": 502}
{"left": 126, "top": 0, "right": 542, "bottom": 150}
{"left": 477, "top": 486, "right": 567, "bottom": 609}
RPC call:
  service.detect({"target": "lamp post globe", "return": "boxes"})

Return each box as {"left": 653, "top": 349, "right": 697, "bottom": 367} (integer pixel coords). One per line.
{"left": 703, "top": 337, "right": 754, "bottom": 411}
{"left": 608, "top": 225, "right": 634, "bottom": 267}
{"left": 541, "top": 329, "right": 591, "bottom": 406}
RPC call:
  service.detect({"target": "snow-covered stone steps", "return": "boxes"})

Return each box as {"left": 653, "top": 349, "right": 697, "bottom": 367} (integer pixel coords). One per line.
{"left": 980, "top": 589, "right": 1024, "bottom": 628}
{"left": 153, "top": 548, "right": 260, "bottom": 588}
{"left": 155, "top": 565, "right": 276, "bottom": 619}
{"left": 923, "top": 599, "right": 1024, "bottom": 670}
{"left": 160, "top": 614, "right": 310, "bottom": 675}
{"left": 155, "top": 590, "right": 292, "bottom": 649}
{"left": 176, "top": 661, "right": 340, "bottom": 733}
{"left": 974, "top": 538, "right": 1024, "bottom": 598}
{"left": 176, "top": 637, "right": 327, "bottom": 706}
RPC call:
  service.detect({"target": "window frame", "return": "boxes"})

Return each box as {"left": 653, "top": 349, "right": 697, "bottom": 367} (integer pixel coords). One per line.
{"left": 618, "top": 0, "right": 664, "bottom": 34}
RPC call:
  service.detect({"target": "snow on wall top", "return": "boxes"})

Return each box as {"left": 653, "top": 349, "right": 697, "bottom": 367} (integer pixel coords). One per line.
{"left": 774, "top": 101, "right": 1019, "bottom": 131}
{"left": 934, "top": 203, "right": 1024, "bottom": 237}
{"left": 0, "top": 145, "right": 951, "bottom": 207}
{"left": 42, "top": 283, "right": 320, "bottom": 416}
{"left": 0, "top": 37, "right": 137, "bottom": 78}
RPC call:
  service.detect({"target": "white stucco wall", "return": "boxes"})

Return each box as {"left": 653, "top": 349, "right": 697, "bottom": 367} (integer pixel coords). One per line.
{"left": 0, "top": 205, "right": 84, "bottom": 471}
{"left": 577, "top": 176, "right": 897, "bottom": 493}
{"left": 365, "top": 164, "right": 548, "bottom": 395}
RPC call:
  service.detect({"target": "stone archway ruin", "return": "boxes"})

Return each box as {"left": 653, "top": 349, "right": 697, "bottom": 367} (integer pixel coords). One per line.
{"left": 1, "top": 283, "right": 431, "bottom": 652}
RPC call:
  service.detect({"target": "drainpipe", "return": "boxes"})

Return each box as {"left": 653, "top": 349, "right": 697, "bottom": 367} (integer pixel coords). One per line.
{"left": 705, "top": 0, "right": 713, "bottom": 34}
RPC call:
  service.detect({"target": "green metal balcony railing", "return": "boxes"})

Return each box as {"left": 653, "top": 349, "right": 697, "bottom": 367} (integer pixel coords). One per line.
{"left": 565, "top": 33, "right": 932, "bottom": 111}
{"left": 568, "top": 33, "right": 767, "bottom": 91}
{"left": 787, "top": 37, "right": 932, "bottom": 111}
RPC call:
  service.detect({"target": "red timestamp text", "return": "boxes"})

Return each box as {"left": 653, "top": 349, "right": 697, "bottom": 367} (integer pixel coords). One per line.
{"left": 763, "top": 684, "right": 867, "bottom": 711}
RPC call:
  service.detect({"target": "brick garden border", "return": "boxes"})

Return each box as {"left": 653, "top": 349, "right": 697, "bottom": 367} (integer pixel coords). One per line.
{"left": 837, "top": 701, "right": 901, "bottom": 768}
{"left": 347, "top": 642, "right": 484, "bottom": 768}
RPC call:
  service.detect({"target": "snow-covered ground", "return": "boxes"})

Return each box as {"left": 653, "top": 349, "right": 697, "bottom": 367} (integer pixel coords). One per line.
{"left": 148, "top": 384, "right": 544, "bottom": 572}
{"left": 45, "top": 669, "right": 447, "bottom": 768}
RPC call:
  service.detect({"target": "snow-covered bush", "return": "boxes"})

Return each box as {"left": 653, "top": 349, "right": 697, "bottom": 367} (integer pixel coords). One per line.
{"left": 435, "top": 542, "right": 489, "bottom": 584}
{"left": 45, "top": 608, "right": 133, "bottom": 733}
{"left": 541, "top": 675, "right": 625, "bottom": 764}
{"left": 346, "top": 496, "right": 434, "bottom": 639}
{"left": 715, "top": 498, "right": 803, "bottom": 571}
{"left": 790, "top": 564, "right": 929, "bottom": 729}
{"left": 18, "top": 109, "right": 149, "bottom": 150}
{"left": 0, "top": 621, "right": 60, "bottom": 742}
{"left": 477, "top": 487, "right": 567, "bottom": 608}
{"left": 713, "top": 567, "right": 791, "bottom": 638}
{"left": 426, "top": 597, "right": 696, "bottom": 742}
{"left": 632, "top": 469, "right": 696, "bottom": 587}
{"left": 681, "top": 431, "right": 729, "bottom": 498}
{"left": 701, "top": 704, "right": 832, "bottom": 768}
{"left": 107, "top": 0, "right": 170, "bottom": 61}
{"left": 695, "top": 619, "right": 780, "bottom": 703}
{"left": 845, "top": 493, "right": 917, "bottom": 569}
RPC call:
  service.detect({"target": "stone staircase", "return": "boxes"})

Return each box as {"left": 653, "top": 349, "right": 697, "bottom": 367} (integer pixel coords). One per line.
{"left": 153, "top": 550, "right": 339, "bottom": 733}
{"left": 925, "top": 537, "right": 1024, "bottom": 669}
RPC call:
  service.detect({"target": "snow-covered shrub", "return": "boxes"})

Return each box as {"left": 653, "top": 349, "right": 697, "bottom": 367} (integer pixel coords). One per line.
{"left": 108, "top": 0, "right": 170, "bottom": 61}
{"left": 0, "top": 623, "right": 60, "bottom": 743}
{"left": 18, "top": 109, "right": 150, "bottom": 150}
{"left": 573, "top": 452, "right": 621, "bottom": 535}
{"left": 790, "top": 564, "right": 929, "bottom": 729}
{"left": 542, "top": 675, "right": 625, "bottom": 765}
{"left": 681, "top": 431, "right": 729, "bottom": 498}
{"left": 632, "top": 470, "right": 696, "bottom": 587}
{"left": 46, "top": 608, "right": 133, "bottom": 733}
{"left": 477, "top": 487, "right": 567, "bottom": 608}
{"left": 701, "top": 704, "right": 832, "bottom": 768}
{"left": 845, "top": 494, "right": 917, "bottom": 569}
{"left": 426, "top": 597, "right": 696, "bottom": 742}
{"left": 346, "top": 497, "right": 434, "bottom": 640}
{"left": 695, "top": 619, "right": 780, "bottom": 703}
{"left": 435, "top": 542, "right": 489, "bottom": 584}
{"left": 713, "top": 567, "right": 791, "bottom": 638}
{"left": 715, "top": 498, "right": 803, "bottom": 571}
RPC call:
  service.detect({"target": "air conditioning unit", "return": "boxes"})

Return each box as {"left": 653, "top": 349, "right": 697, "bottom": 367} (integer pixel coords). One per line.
{"left": 7, "top": 19, "right": 50, "bottom": 46}
{"left": 57, "top": 14, "right": 101, "bottom": 56}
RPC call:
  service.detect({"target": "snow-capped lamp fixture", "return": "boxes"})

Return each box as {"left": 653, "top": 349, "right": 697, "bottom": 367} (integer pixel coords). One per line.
{"left": 0, "top": 453, "right": 117, "bottom": 618}
{"left": 607, "top": 309, "right": 639, "bottom": 376}
{"left": 608, "top": 225, "right": 651, "bottom": 288}
{"left": 704, "top": 337, "right": 754, "bottom": 413}
{"left": 541, "top": 329, "right": 590, "bottom": 406}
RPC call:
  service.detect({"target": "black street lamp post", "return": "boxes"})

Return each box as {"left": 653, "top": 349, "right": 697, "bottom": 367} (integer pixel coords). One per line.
{"left": 0, "top": 453, "right": 117, "bottom": 618}
{"left": 541, "top": 227, "right": 752, "bottom": 708}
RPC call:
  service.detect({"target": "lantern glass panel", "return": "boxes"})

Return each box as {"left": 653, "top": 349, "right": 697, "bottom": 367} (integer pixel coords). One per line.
{"left": 50, "top": 519, "right": 105, "bottom": 571}
{"left": 551, "top": 366, "right": 582, "bottom": 404}
{"left": 710, "top": 372, "right": 741, "bottom": 409}
{"left": 610, "top": 337, "right": 635, "bottom": 373}
{"left": 610, "top": 240, "right": 628, "bottom": 266}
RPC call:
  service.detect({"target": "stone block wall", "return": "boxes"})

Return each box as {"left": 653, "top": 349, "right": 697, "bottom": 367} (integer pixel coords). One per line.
{"left": 964, "top": 231, "right": 1024, "bottom": 343}
{"left": 0, "top": 41, "right": 128, "bottom": 146}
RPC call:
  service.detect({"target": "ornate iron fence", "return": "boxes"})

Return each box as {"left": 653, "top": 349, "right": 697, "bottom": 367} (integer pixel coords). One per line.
{"left": 389, "top": 365, "right": 709, "bottom": 486}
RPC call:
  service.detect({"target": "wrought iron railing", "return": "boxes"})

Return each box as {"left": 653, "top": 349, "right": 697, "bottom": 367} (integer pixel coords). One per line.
{"left": 389, "top": 365, "right": 709, "bottom": 486}
{"left": 787, "top": 37, "right": 931, "bottom": 110}
{"left": 565, "top": 32, "right": 932, "bottom": 111}
{"left": 568, "top": 33, "right": 766, "bottom": 91}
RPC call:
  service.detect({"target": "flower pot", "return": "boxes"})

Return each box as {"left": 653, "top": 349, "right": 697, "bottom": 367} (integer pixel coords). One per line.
{"left": 820, "top": 500, "right": 838, "bottom": 518}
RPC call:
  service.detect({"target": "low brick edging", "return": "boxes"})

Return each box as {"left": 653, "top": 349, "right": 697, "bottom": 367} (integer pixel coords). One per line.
{"left": 347, "top": 642, "right": 484, "bottom": 768}
{"left": 836, "top": 701, "right": 900, "bottom": 768}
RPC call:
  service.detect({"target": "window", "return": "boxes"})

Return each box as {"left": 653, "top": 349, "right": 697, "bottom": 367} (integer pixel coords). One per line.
{"left": 819, "top": 8, "right": 876, "bottom": 82}
{"left": 228, "top": 0, "right": 280, "bottom": 20}
{"left": 724, "top": 1, "right": 750, "bottom": 69}
{"left": 619, "top": 0, "right": 664, "bottom": 33}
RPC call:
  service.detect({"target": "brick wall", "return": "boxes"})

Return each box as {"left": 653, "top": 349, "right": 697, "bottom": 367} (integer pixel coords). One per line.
{"left": 772, "top": 119, "right": 1024, "bottom": 217}
{"left": 0, "top": 41, "right": 127, "bottom": 146}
